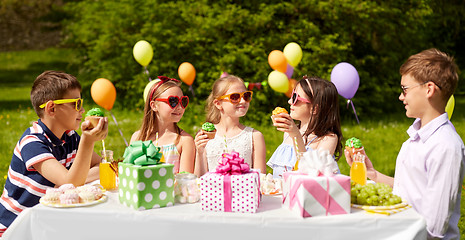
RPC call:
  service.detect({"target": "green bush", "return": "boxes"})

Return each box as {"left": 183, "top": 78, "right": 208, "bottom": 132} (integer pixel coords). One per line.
{"left": 62, "top": 0, "right": 465, "bottom": 122}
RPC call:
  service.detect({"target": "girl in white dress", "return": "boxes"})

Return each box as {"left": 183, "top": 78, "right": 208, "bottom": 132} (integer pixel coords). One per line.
{"left": 194, "top": 75, "right": 266, "bottom": 176}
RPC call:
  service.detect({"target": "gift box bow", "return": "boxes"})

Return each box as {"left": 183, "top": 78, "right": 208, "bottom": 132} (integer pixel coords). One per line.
{"left": 215, "top": 151, "right": 250, "bottom": 175}
{"left": 299, "top": 149, "right": 339, "bottom": 177}
{"left": 123, "top": 140, "right": 162, "bottom": 166}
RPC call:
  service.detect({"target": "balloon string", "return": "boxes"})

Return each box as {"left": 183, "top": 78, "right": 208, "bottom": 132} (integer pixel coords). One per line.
{"left": 348, "top": 99, "right": 360, "bottom": 124}
{"left": 144, "top": 66, "right": 152, "bottom": 81}
{"left": 189, "top": 85, "right": 195, "bottom": 98}
{"left": 110, "top": 110, "right": 129, "bottom": 147}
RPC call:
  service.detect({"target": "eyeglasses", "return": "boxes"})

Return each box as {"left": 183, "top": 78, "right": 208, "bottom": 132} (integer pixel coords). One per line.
{"left": 400, "top": 81, "right": 441, "bottom": 95}
{"left": 155, "top": 95, "right": 189, "bottom": 109}
{"left": 290, "top": 89, "right": 311, "bottom": 105}
{"left": 149, "top": 76, "right": 181, "bottom": 101}
{"left": 217, "top": 91, "right": 253, "bottom": 104}
{"left": 39, "top": 98, "right": 83, "bottom": 111}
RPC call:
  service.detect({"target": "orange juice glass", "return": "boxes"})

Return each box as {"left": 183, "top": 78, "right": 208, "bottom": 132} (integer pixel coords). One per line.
{"left": 100, "top": 150, "right": 117, "bottom": 190}
{"left": 350, "top": 154, "right": 367, "bottom": 185}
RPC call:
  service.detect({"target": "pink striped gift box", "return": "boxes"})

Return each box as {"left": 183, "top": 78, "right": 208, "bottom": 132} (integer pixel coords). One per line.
{"left": 282, "top": 172, "right": 351, "bottom": 217}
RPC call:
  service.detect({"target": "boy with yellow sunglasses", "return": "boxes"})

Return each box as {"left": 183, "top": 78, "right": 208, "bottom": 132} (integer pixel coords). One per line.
{"left": 0, "top": 70, "right": 108, "bottom": 236}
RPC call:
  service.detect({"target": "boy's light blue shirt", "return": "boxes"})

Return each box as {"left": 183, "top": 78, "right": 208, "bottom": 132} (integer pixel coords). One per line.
{"left": 393, "top": 113, "right": 465, "bottom": 239}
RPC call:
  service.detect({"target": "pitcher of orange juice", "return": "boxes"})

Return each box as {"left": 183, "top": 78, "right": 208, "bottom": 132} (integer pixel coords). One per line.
{"left": 99, "top": 150, "right": 117, "bottom": 190}
{"left": 350, "top": 153, "right": 367, "bottom": 185}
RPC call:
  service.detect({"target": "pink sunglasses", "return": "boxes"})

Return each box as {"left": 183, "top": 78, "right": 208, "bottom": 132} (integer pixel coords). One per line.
{"left": 290, "top": 89, "right": 311, "bottom": 105}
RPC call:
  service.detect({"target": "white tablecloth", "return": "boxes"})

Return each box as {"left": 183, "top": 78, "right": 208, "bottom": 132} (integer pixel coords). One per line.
{"left": 3, "top": 191, "right": 426, "bottom": 240}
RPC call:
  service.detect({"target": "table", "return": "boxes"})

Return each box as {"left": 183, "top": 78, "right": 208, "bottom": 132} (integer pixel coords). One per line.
{"left": 3, "top": 191, "right": 426, "bottom": 240}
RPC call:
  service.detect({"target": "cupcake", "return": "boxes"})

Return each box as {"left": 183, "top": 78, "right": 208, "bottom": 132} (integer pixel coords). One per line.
{"left": 77, "top": 185, "right": 103, "bottom": 199}
{"left": 271, "top": 107, "right": 288, "bottom": 124}
{"left": 201, "top": 122, "right": 216, "bottom": 139}
{"left": 79, "top": 190, "right": 97, "bottom": 203}
{"left": 60, "top": 192, "right": 79, "bottom": 204}
{"left": 345, "top": 137, "right": 364, "bottom": 159}
{"left": 272, "top": 107, "right": 288, "bottom": 116}
{"left": 58, "top": 183, "right": 76, "bottom": 192}
{"left": 42, "top": 188, "right": 62, "bottom": 204}
{"left": 85, "top": 107, "right": 105, "bottom": 129}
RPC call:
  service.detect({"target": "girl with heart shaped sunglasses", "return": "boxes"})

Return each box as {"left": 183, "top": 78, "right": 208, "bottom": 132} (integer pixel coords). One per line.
{"left": 131, "top": 76, "right": 195, "bottom": 174}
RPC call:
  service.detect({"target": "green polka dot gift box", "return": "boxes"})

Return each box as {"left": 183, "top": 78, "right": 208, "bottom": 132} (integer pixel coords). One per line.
{"left": 118, "top": 163, "right": 175, "bottom": 210}
{"left": 118, "top": 140, "right": 175, "bottom": 210}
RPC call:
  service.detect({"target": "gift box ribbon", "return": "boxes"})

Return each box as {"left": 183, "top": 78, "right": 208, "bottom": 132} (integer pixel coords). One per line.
{"left": 122, "top": 140, "right": 162, "bottom": 166}
{"left": 215, "top": 151, "right": 250, "bottom": 175}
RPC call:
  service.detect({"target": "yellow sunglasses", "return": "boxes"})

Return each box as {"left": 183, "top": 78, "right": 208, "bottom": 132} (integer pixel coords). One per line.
{"left": 39, "top": 98, "right": 84, "bottom": 111}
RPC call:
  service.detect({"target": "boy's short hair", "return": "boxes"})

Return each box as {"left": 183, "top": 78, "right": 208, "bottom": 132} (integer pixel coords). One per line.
{"left": 399, "top": 48, "right": 459, "bottom": 102}
{"left": 31, "top": 70, "right": 81, "bottom": 118}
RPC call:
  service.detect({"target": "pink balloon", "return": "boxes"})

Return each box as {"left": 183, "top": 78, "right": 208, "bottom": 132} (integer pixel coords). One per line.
{"left": 285, "top": 64, "right": 294, "bottom": 79}
{"left": 330, "top": 62, "right": 360, "bottom": 99}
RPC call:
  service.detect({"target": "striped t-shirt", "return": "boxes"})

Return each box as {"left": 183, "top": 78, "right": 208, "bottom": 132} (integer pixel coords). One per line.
{"left": 0, "top": 119, "right": 79, "bottom": 235}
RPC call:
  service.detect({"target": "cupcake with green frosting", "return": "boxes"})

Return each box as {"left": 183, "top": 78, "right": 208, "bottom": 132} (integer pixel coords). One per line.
{"left": 345, "top": 137, "right": 364, "bottom": 158}
{"left": 85, "top": 107, "right": 105, "bottom": 129}
{"left": 201, "top": 122, "right": 216, "bottom": 139}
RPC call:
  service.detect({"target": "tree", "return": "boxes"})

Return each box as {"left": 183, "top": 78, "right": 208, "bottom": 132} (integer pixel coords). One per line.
{"left": 63, "top": 0, "right": 453, "bottom": 122}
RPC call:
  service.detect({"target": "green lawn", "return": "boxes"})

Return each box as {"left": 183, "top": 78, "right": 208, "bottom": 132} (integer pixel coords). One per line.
{"left": 0, "top": 48, "right": 464, "bottom": 238}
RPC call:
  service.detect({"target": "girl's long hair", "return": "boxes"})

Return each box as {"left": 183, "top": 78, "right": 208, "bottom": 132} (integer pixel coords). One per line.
{"left": 136, "top": 80, "right": 182, "bottom": 144}
{"left": 205, "top": 75, "right": 245, "bottom": 124}
{"left": 299, "top": 76, "right": 343, "bottom": 160}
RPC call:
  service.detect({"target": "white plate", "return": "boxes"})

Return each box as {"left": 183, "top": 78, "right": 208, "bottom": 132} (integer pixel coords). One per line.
{"left": 40, "top": 194, "right": 107, "bottom": 208}
{"left": 351, "top": 201, "right": 407, "bottom": 210}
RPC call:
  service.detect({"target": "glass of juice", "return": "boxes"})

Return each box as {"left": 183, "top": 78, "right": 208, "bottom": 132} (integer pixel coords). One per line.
{"left": 99, "top": 150, "right": 117, "bottom": 190}
{"left": 350, "top": 153, "right": 367, "bottom": 185}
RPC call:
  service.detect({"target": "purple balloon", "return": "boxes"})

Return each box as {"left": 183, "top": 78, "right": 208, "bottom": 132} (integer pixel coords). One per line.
{"left": 285, "top": 64, "right": 294, "bottom": 79}
{"left": 330, "top": 62, "right": 360, "bottom": 99}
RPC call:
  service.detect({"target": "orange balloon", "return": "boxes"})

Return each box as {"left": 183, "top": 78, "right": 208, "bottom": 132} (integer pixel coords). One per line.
{"left": 285, "top": 79, "right": 297, "bottom": 98}
{"left": 178, "top": 62, "right": 196, "bottom": 86}
{"left": 268, "top": 50, "right": 288, "bottom": 73}
{"left": 91, "top": 78, "right": 116, "bottom": 110}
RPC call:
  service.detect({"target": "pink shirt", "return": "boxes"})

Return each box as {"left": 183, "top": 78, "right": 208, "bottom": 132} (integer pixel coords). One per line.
{"left": 393, "top": 113, "right": 465, "bottom": 239}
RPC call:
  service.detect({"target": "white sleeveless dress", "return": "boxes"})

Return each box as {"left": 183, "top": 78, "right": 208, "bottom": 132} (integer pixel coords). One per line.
{"left": 205, "top": 126, "right": 254, "bottom": 172}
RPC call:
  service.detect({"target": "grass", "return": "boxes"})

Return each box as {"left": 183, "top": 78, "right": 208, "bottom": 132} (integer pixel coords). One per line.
{"left": 1, "top": 48, "right": 464, "bottom": 238}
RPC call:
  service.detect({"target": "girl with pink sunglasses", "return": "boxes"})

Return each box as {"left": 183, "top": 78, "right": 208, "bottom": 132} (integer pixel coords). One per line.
{"left": 130, "top": 76, "right": 195, "bottom": 174}
{"left": 267, "top": 76, "right": 343, "bottom": 178}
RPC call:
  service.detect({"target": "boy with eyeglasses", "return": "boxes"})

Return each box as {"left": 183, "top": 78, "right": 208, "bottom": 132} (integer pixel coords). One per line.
{"left": 345, "top": 49, "right": 464, "bottom": 239}
{"left": 0, "top": 70, "right": 108, "bottom": 235}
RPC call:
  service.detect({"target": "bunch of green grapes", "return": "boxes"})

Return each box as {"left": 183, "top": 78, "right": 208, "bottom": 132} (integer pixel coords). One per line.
{"left": 350, "top": 181, "right": 402, "bottom": 206}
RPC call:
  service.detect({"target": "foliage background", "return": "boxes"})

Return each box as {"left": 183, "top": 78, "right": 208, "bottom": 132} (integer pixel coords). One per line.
{"left": 59, "top": 0, "right": 465, "bottom": 123}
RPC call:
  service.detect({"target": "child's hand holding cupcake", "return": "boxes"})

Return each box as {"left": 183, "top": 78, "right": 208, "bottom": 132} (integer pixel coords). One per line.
{"left": 85, "top": 107, "right": 105, "bottom": 129}
{"left": 201, "top": 122, "right": 216, "bottom": 139}
{"left": 271, "top": 107, "right": 288, "bottom": 124}
{"left": 194, "top": 122, "right": 216, "bottom": 153}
